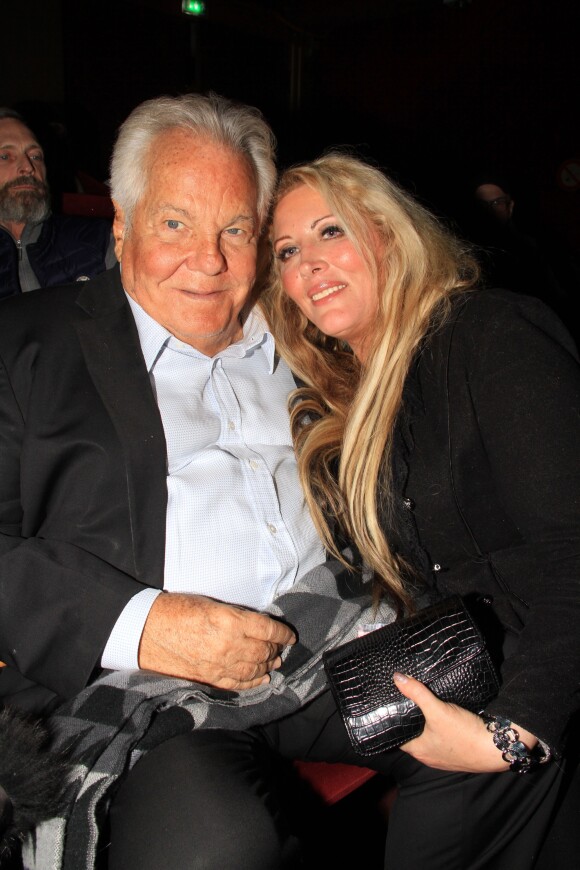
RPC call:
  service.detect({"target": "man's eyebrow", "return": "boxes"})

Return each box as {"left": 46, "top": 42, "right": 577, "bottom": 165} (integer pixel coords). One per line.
{"left": 0, "top": 142, "right": 43, "bottom": 151}
{"left": 152, "top": 207, "right": 255, "bottom": 226}
{"left": 225, "top": 213, "right": 255, "bottom": 226}
{"left": 153, "top": 204, "right": 190, "bottom": 217}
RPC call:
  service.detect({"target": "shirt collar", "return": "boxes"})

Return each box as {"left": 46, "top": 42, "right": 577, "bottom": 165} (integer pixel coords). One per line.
{"left": 125, "top": 293, "right": 276, "bottom": 374}
{"left": 125, "top": 292, "right": 171, "bottom": 371}
{"left": 12, "top": 214, "right": 49, "bottom": 246}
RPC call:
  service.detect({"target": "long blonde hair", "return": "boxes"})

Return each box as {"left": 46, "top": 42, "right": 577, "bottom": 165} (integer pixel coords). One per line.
{"left": 261, "top": 154, "right": 479, "bottom": 606}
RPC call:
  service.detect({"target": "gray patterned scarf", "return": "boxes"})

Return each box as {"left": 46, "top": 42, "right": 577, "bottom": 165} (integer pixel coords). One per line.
{"left": 23, "top": 558, "right": 395, "bottom": 870}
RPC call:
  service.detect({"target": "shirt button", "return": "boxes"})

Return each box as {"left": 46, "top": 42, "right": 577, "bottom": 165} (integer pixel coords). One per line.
{"left": 403, "top": 497, "right": 415, "bottom": 510}
{"left": 227, "top": 420, "right": 235, "bottom": 431}
{"left": 432, "top": 563, "right": 442, "bottom": 572}
{"left": 267, "top": 523, "right": 277, "bottom": 535}
{"left": 249, "top": 460, "right": 259, "bottom": 471}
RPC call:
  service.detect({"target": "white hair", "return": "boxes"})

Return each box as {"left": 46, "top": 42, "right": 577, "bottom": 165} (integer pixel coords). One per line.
{"left": 109, "top": 93, "right": 276, "bottom": 228}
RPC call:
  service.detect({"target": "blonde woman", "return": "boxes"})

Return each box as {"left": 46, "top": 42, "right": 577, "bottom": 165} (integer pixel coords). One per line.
{"left": 262, "top": 153, "right": 580, "bottom": 868}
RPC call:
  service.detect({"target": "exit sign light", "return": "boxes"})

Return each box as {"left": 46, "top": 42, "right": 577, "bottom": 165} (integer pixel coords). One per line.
{"left": 182, "top": 0, "right": 206, "bottom": 16}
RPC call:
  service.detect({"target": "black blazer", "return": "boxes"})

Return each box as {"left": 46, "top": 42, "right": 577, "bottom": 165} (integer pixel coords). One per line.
{"left": 0, "top": 267, "right": 169, "bottom": 706}
{"left": 390, "top": 289, "right": 580, "bottom": 752}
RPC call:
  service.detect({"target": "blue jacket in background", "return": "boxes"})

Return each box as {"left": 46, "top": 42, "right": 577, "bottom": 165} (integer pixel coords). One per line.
{"left": 0, "top": 214, "right": 112, "bottom": 299}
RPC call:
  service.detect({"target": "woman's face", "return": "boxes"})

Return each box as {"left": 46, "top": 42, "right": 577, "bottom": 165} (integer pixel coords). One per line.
{"left": 272, "top": 184, "right": 379, "bottom": 362}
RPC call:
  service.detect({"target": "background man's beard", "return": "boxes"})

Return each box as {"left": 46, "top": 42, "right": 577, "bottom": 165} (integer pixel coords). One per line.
{"left": 0, "top": 184, "right": 51, "bottom": 226}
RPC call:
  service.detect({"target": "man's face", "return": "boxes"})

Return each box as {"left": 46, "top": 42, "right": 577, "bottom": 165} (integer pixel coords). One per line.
{"left": 0, "top": 118, "right": 49, "bottom": 226}
{"left": 114, "top": 131, "right": 260, "bottom": 355}
{"left": 475, "top": 183, "right": 514, "bottom": 225}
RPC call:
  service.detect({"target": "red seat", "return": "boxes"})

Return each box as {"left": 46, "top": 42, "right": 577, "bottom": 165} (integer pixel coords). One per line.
{"left": 61, "top": 192, "right": 114, "bottom": 219}
{"left": 294, "top": 760, "right": 376, "bottom": 805}
{"left": 75, "top": 170, "right": 110, "bottom": 196}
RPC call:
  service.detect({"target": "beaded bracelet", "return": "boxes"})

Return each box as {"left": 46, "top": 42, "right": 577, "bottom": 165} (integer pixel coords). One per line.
{"left": 482, "top": 715, "right": 550, "bottom": 774}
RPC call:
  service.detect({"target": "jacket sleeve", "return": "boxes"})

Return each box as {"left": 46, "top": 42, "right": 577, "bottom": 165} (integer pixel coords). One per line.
{"left": 456, "top": 293, "right": 580, "bottom": 752}
{"left": 0, "top": 352, "right": 149, "bottom": 701}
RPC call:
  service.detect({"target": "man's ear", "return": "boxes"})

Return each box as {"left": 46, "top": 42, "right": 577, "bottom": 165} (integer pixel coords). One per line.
{"left": 112, "top": 200, "right": 126, "bottom": 262}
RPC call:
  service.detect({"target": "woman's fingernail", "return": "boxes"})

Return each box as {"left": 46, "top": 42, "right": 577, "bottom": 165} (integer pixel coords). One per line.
{"left": 393, "top": 672, "right": 408, "bottom": 684}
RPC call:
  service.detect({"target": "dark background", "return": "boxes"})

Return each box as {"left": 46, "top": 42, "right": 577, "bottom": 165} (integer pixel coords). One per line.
{"left": 1, "top": 0, "right": 579, "bottom": 261}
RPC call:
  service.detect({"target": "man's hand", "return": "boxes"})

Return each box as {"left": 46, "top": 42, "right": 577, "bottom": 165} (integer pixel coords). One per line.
{"left": 138, "top": 593, "right": 296, "bottom": 690}
{"left": 393, "top": 672, "right": 538, "bottom": 773}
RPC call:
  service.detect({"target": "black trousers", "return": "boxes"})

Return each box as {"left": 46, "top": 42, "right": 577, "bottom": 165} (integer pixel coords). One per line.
{"left": 107, "top": 689, "right": 570, "bottom": 870}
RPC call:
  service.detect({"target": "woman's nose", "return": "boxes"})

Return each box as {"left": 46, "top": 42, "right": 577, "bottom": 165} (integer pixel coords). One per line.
{"left": 299, "top": 251, "right": 326, "bottom": 277}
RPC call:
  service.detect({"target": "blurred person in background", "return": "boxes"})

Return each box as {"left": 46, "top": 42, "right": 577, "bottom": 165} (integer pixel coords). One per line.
{"left": 0, "top": 108, "right": 114, "bottom": 300}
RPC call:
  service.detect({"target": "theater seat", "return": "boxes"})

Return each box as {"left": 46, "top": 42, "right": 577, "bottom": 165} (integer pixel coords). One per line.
{"left": 61, "top": 192, "right": 114, "bottom": 219}
{"left": 294, "top": 759, "right": 376, "bottom": 805}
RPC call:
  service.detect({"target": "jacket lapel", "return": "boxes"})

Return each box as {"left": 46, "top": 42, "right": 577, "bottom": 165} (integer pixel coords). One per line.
{"left": 74, "top": 267, "right": 167, "bottom": 587}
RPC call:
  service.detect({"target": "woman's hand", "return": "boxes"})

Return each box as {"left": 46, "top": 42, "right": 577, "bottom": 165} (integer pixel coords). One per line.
{"left": 393, "top": 672, "right": 538, "bottom": 774}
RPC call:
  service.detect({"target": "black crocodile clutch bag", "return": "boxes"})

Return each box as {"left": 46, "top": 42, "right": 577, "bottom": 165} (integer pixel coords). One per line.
{"left": 323, "top": 595, "right": 500, "bottom": 756}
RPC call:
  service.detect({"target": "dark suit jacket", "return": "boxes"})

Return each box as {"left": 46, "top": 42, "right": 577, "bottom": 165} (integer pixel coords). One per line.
{"left": 389, "top": 289, "right": 580, "bottom": 752}
{"left": 0, "top": 266, "right": 168, "bottom": 708}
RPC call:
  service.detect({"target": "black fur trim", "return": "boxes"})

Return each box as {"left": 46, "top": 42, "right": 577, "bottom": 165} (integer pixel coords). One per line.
{"left": 0, "top": 707, "right": 71, "bottom": 859}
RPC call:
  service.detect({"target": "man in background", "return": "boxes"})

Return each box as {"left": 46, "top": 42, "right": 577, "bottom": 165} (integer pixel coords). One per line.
{"left": 470, "top": 173, "right": 574, "bottom": 331}
{"left": 0, "top": 108, "right": 114, "bottom": 299}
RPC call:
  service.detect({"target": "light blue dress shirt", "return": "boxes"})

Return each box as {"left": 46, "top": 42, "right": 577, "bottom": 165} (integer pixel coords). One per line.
{"left": 101, "top": 295, "right": 325, "bottom": 670}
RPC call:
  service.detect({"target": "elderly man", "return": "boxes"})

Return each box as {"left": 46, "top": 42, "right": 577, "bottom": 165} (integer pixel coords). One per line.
{"left": 0, "top": 108, "right": 114, "bottom": 298}
{"left": 0, "top": 94, "right": 377, "bottom": 869}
